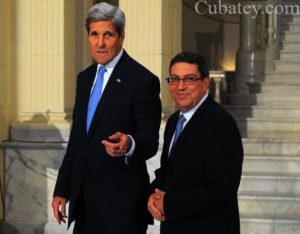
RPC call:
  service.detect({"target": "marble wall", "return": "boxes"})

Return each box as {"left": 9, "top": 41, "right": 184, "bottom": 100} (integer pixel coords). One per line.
{"left": 3, "top": 146, "right": 76, "bottom": 234}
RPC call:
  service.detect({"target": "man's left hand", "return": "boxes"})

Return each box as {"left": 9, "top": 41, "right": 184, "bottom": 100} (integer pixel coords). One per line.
{"left": 102, "top": 131, "right": 132, "bottom": 157}
{"left": 148, "top": 188, "right": 166, "bottom": 221}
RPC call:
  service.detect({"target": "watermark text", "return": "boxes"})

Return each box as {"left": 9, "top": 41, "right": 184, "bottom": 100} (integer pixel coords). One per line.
{"left": 195, "top": 0, "right": 300, "bottom": 19}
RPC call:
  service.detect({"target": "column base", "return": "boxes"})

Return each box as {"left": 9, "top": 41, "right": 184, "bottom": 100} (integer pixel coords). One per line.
{"left": 3, "top": 221, "right": 74, "bottom": 234}
{"left": 235, "top": 49, "right": 264, "bottom": 94}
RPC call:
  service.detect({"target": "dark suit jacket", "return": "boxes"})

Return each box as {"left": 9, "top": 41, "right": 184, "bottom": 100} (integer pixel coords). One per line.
{"left": 53, "top": 50, "right": 162, "bottom": 233}
{"left": 152, "top": 96, "right": 243, "bottom": 234}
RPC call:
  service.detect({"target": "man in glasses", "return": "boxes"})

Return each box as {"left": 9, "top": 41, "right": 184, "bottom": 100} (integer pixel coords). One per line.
{"left": 148, "top": 52, "right": 243, "bottom": 234}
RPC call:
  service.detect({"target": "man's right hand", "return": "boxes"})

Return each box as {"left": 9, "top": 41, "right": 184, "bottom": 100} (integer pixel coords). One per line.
{"left": 52, "top": 196, "right": 68, "bottom": 224}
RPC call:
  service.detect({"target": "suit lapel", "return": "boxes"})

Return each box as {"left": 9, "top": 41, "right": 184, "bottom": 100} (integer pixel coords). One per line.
{"left": 81, "top": 64, "right": 98, "bottom": 139}
{"left": 167, "top": 96, "right": 213, "bottom": 163}
{"left": 161, "top": 113, "right": 179, "bottom": 165}
{"left": 86, "top": 51, "right": 131, "bottom": 139}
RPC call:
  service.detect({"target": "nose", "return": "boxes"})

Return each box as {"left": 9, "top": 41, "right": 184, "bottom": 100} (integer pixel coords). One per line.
{"left": 97, "top": 35, "right": 105, "bottom": 48}
{"left": 177, "top": 80, "right": 187, "bottom": 90}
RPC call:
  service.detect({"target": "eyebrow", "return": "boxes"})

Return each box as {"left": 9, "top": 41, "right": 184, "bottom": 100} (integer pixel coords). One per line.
{"left": 170, "top": 73, "right": 198, "bottom": 76}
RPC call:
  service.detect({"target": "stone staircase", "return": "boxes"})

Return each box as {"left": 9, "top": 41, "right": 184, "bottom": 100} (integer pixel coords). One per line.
{"left": 224, "top": 10, "right": 300, "bottom": 234}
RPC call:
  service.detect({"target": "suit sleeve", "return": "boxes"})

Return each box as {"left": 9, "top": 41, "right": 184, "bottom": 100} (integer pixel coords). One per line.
{"left": 131, "top": 74, "right": 162, "bottom": 161}
{"left": 53, "top": 74, "right": 81, "bottom": 199}
{"left": 151, "top": 115, "right": 174, "bottom": 189}
{"left": 163, "top": 119, "right": 243, "bottom": 222}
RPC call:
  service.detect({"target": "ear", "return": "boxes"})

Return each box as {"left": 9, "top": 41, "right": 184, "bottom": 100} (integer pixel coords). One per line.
{"left": 120, "top": 31, "right": 125, "bottom": 40}
{"left": 202, "top": 77, "right": 210, "bottom": 90}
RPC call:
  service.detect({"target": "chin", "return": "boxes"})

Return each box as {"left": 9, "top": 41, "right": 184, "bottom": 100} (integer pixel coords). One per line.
{"left": 178, "top": 104, "right": 192, "bottom": 111}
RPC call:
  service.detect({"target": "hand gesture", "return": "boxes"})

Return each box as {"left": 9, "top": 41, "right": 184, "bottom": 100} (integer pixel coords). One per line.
{"left": 102, "top": 132, "right": 132, "bottom": 157}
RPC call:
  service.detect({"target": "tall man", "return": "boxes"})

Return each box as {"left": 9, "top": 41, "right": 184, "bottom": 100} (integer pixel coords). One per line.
{"left": 52, "top": 2, "right": 161, "bottom": 234}
{"left": 148, "top": 52, "right": 243, "bottom": 234}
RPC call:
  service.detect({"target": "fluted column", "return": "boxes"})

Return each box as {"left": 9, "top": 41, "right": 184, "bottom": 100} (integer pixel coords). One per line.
{"left": 15, "top": 0, "right": 76, "bottom": 123}
{"left": 119, "top": 0, "right": 182, "bottom": 116}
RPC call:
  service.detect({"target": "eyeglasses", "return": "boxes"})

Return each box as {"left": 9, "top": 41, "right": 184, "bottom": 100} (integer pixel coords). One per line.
{"left": 166, "top": 76, "right": 202, "bottom": 85}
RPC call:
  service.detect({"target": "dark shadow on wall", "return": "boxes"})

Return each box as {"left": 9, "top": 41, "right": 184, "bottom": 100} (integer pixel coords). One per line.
{"left": 195, "top": 26, "right": 224, "bottom": 70}
{"left": 94, "top": 0, "right": 119, "bottom": 5}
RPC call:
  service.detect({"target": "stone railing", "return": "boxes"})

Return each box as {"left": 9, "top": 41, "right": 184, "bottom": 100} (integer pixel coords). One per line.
{"left": 210, "top": 70, "right": 235, "bottom": 104}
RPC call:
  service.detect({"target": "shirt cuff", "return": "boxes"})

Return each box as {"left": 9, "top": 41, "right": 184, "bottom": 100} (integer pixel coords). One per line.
{"left": 125, "top": 135, "right": 135, "bottom": 157}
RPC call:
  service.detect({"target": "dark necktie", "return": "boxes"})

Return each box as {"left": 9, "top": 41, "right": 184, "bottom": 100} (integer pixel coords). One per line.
{"left": 86, "top": 66, "right": 107, "bottom": 132}
{"left": 170, "top": 114, "right": 186, "bottom": 152}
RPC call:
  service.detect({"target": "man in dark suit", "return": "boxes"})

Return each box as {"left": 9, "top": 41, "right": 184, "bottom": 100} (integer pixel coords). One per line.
{"left": 148, "top": 52, "right": 243, "bottom": 234}
{"left": 52, "top": 2, "right": 161, "bottom": 234}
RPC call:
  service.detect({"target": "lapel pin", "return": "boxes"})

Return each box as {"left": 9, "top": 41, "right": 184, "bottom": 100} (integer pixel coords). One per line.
{"left": 116, "top": 78, "right": 121, "bottom": 83}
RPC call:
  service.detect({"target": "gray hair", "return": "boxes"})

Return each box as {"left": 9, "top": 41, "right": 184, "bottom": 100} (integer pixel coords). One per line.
{"left": 85, "top": 2, "right": 125, "bottom": 36}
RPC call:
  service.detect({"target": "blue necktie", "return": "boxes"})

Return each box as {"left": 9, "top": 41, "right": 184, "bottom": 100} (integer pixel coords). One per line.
{"left": 170, "top": 114, "right": 186, "bottom": 152}
{"left": 86, "top": 66, "right": 107, "bottom": 132}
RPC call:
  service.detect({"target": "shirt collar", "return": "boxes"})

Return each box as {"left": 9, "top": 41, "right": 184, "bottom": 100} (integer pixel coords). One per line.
{"left": 180, "top": 92, "right": 208, "bottom": 122}
{"left": 96, "top": 48, "right": 124, "bottom": 72}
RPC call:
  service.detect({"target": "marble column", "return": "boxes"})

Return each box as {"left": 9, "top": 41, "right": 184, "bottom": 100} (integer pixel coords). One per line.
{"left": 119, "top": 0, "right": 182, "bottom": 117}
{"left": 235, "top": 2, "right": 260, "bottom": 93}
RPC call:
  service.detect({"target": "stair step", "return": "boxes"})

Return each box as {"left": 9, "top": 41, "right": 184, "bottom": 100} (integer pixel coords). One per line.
{"left": 264, "top": 72, "right": 300, "bottom": 83}
{"left": 236, "top": 118, "right": 300, "bottom": 132}
{"left": 280, "top": 50, "right": 300, "bottom": 62}
{"left": 224, "top": 105, "right": 300, "bottom": 119}
{"left": 243, "top": 155, "right": 300, "bottom": 174}
{"left": 282, "top": 15, "right": 300, "bottom": 24}
{"left": 247, "top": 82, "right": 300, "bottom": 94}
{"left": 282, "top": 23, "right": 300, "bottom": 33}
{"left": 281, "top": 32, "right": 300, "bottom": 42}
{"left": 228, "top": 93, "right": 300, "bottom": 105}
{"left": 240, "top": 217, "right": 300, "bottom": 234}
{"left": 281, "top": 41, "right": 300, "bottom": 50}
{"left": 274, "top": 61, "right": 300, "bottom": 72}
{"left": 239, "top": 193, "right": 300, "bottom": 219}
{"left": 242, "top": 138, "right": 300, "bottom": 156}
{"left": 241, "top": 131, "right": 300, "bottom": 139}
{"left": 240, "top": 172, "right": 300, "bottom": 194}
